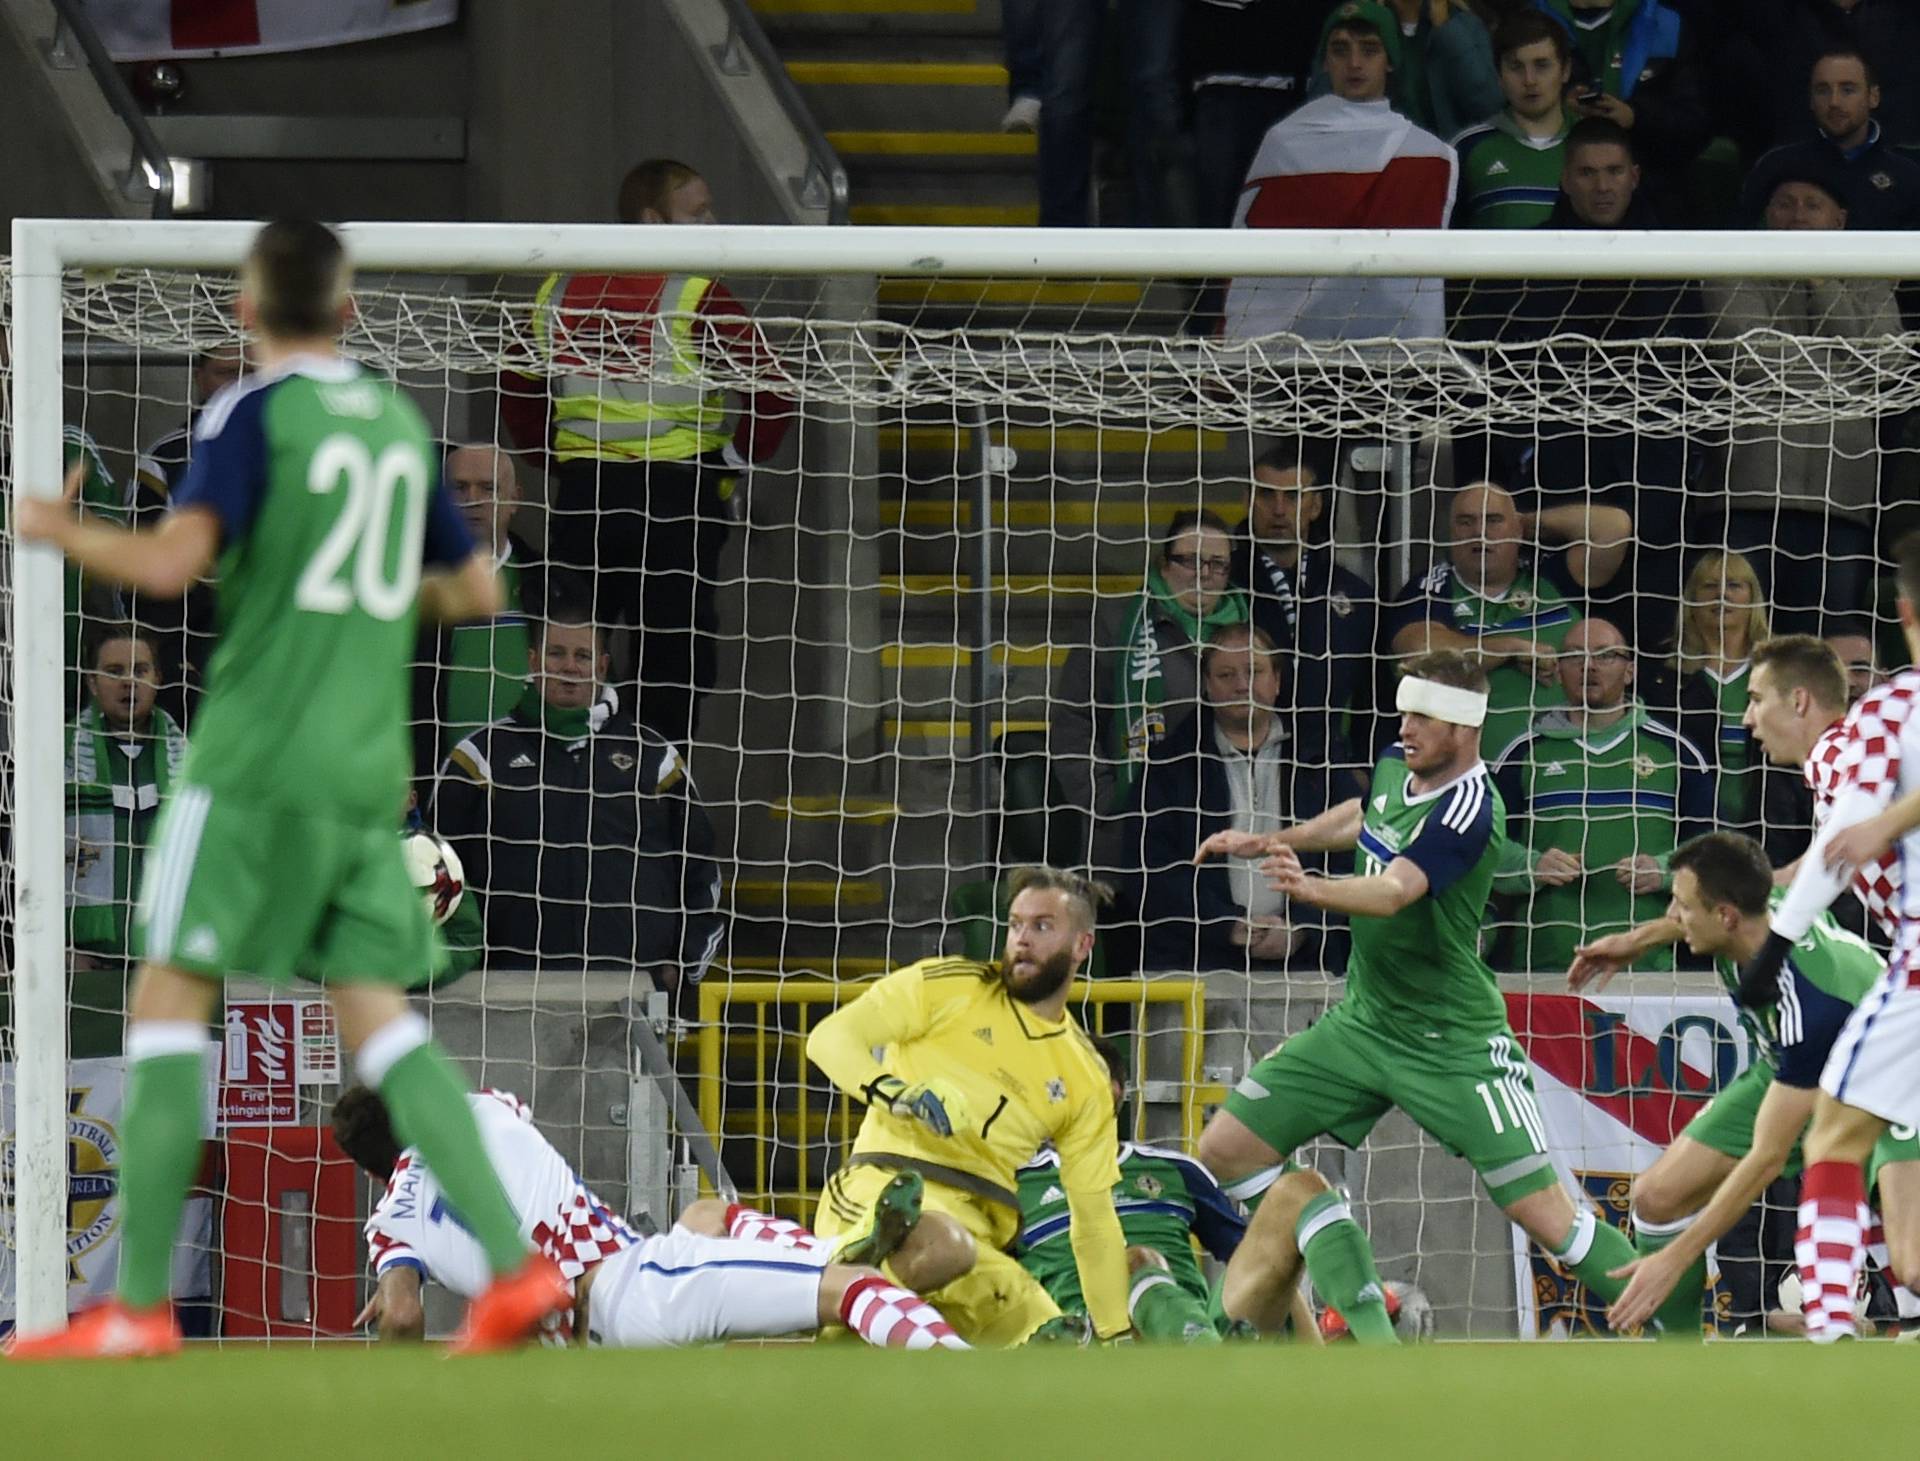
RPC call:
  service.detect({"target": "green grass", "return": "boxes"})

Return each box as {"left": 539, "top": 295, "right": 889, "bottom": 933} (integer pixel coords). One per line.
{"left": 1, "top": 1340, "right": 1913, "bottom": 1459}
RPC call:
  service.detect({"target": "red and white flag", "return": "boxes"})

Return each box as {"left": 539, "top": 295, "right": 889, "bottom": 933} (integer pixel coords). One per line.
{"left": 81, "top": 0, "right": 458, "bottom": 61}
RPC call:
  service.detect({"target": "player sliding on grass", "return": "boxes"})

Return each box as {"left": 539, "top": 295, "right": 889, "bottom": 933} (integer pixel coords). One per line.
{"left": 7, "top": 220, "right": 568, "bottom": 1359}
{"left": 335, "top": 1087, "right": 965, "bottom": 1350}
{"left": 1569, "top": 832, "right": 1919, "bottom": 1335}
{"left": 1729, "top": 538, "right": 1920, "bottom": 1340}
{"left": 1192, "top": 651, "right": 1642, "bottom": 1340}
{"left": 806, "top": 867, "right": 1131, "bottom": 1346}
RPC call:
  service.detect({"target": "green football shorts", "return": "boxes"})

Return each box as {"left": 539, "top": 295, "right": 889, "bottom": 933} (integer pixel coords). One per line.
{"left": 134, "top": 783, "right": 439, "bottom": 986}
{"left": 1868, "top": 1122, "right": 1920, "bottom": 1202}
{"left": 1222, "top": 999, "right": 1558, "bottom": 1207}
{"left": 1678, "top": 1061, "right": 1790, "bottom": 1168}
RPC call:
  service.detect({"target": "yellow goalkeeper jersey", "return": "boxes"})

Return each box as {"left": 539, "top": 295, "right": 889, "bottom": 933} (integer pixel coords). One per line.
{"left": 807, "top": 955, "right": 1129, "bottom": 1335}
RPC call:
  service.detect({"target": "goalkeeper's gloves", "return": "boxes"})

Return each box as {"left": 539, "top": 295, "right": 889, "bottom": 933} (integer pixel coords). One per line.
{"left": 1735, "top": 929, "right": 1792, "bottom": 1010}
{"left": 863, "top": 1074, "right": 969, "bottom": 1138}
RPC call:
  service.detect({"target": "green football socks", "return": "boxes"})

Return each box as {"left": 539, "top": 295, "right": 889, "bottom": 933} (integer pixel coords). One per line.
{"left": 374, "top": 1036, "right": 529, "bottom": 1276}
{"left": 1129, "top": 1268, "right": 1223, "bottom": 1344}
{"left": 1296, "top": 1191, "right": 1397, "bottom": 1345}
{"left": 115, "top": 1026, "right": 211, "bottom": 1310}
{"left": 1631, "top": 1212, "right": 1708, "bottom": 1336}
{"left": 1555, "top": 1206, "right": 1638, "bottom": 1307}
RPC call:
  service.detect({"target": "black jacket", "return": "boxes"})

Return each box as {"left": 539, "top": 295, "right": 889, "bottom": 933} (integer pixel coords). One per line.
{"left": 1721, "top": 0, "right": 1920, "bottom": 153}
{"left": 1125, "top": 702, "right": 1331, "bottom": 973}
{"left": 432, "top": 706, "right": 722, "bottom": 981}
{"left": 1738, "top": 125, "right": 1920, "bottom": 229}
{"left": 1227, "top": 529, "right": 1376, "bottom": 806}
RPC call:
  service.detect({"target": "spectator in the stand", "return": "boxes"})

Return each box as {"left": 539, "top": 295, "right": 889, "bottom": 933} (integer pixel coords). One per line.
{"left": 1454, "top": 10, "right": 1574, "bottom": 228}
{"left": 1671, "top": 550, "right": 1771, "bottom": 835}
{"left": 1456, "top": 117, "right": 1700, "bottom": 654}
{"left": 1226, "top": 439, "right": 1376, "bottom": 806}
{"left": 127, "top": 347, "right": 243, "bottom": 719}
{"left": 1535, "top": 0, "right": 1710, "bottom": 218}
{"left": 1135, "top": 625, "right": 1322, "bottom": 973}
{"left": 500, "top": 159, "right": 794, "bottom": 750}
{"left": 1054, "top": 510, "right": 1251, "bottom": 859}
{"left": 433, "top": 602, "right": 723, "bottom": 998}
{"left": 1225, "top": 1, "right": 1459, "bottom": 340}
{"left": 1722, "top": 0, "right": 1920, "bottom": 158}
{"left": 1036, "top": 0, "right": 1194, "bottom": 226}
{"left": 66, "top": 622, "right": 186, "bottom": 971}
{"left": 1387, "top": 482, "right": 1631, "bottom": 757}
{"left": 1738, "top": 49, "right": 1920, "bottom": 229}
{"left": 410, "top": 444, "right": 547, "bottom": 784}
{"left": 1824, "top": 617, "right": 1885, "bottom": 701}
{"left": 1702, "top": 169, "right": 1896, "bottom": 636}
{"left": 1000, "top": 0, "right": 1043, "bottom": 133}
{"left": 1492, "top": 616, "right": 1713, "bottom": 972}
{"left": 1311, "top": 0, "right": 1503, "bottom": 142}
{"left": 1188, "top": 0, "right": 1332, "bottom": 227}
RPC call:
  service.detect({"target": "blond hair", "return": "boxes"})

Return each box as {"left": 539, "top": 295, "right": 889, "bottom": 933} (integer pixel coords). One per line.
{"left": 1007, "top": 865, "right": 1113, "bottom": 935}
{"left": 1676, "top": 550, "right": 1770, "bottom": 669}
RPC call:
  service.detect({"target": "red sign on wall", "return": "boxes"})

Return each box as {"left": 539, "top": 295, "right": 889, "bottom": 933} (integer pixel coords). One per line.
{"left": 220, "top": 1001, "right": 298, "bottom": 1127}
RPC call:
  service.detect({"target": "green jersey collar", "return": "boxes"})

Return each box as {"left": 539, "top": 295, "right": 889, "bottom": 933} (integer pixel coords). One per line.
{"left": 1398, "top": 757, "right": 1490, "bottom": 806}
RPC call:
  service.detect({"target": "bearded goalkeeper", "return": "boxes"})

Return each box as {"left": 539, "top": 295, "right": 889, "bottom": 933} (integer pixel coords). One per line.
{"left": 807, "top": 867, "right": 1129, "bottom": 1346}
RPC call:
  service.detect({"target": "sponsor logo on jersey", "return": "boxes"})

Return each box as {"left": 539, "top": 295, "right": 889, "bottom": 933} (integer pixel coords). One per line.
{"left": 1542, "top": 761, "right": 1567, "bottom": 777}
{"left": 1235, "top": 1075, "right": 1269, "bottom": 1100}
{"left": 1, "top": 1087, "right": 121, "bottom": 1281}
{"left": 1373, "top": 794, "right": 1388, "bottom": 813}
{"left": 509, "top": 753, "right": 535, "bottom": 769}
{"left": 183, "top": 926, "right": 220, "bottom": 961}
{"left": 1134, "top": 1173, "right": 1163, "bottom": 1198}
{"left": 1042, "top": 1184, "right": 1065, "bottom": 1205}
{"left": 1330, "top": 592, "right": 1353, "bottom": 618}
{"left": 1873, "top": 171, "right": 1893, "bottom": 190}
{"left": 973, "top": 1027, "right": 994, "bottom": 1045}
{"left": 1486, "top": 160, "right": 1509, "bottom": 176}
{"left": 318, "top": 382, "right": 382, "bottom": 420}
{"left": 1046, "top": 1078, "right": 1067, "bottom": 1104}
{"left": 1510, "top": 589, "right": 1534, "bottom": 614}
{"left": 1633, "top": 753, "right": 1657, "bottom": 779}
{"left": 609, "top": 752, "right": 636, "bottom": 771}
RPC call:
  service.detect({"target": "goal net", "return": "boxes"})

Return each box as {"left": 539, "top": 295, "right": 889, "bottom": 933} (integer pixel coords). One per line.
{"left": 5, "top": 222, "right": 1917, "bottom": 1342}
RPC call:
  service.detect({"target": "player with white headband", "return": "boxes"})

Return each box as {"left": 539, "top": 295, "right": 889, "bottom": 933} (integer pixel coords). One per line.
{"left": 335, "top": 1085, "right": 967, "bottom": 1352}
{"left": 1189, "top": 648, "right": 1643, "bottom": 1339}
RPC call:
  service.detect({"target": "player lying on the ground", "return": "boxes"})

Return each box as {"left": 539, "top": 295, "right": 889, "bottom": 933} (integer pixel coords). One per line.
{"left": 1569, "top": 832, "right": 1920, "bottom": 1334}
{"left": 804, "top": 867, "right": 1131, "bottom": 1346}
{"left": 7, "top": 220, "right": 566, "bottom": 1361}
{"left": 334, "top": 1085, "right": 966, "bottom": 1350}
{"left": 1191, "top": 651, "right": 1643, "bottom": 1341}
{"left": 1017, "top": 1034, "right": 1339, "bottom": 1343}
{"left": 1728, "top": 560, "right": 1920, "bottom": 1341}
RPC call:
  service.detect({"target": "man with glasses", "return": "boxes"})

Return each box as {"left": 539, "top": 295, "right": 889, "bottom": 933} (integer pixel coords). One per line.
{"left": 1491, "top": 616, "right": 1714, "bottom": 973}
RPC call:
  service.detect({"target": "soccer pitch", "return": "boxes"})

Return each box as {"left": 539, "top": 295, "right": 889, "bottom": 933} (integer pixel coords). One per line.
{"left": 1, "top": 1341, "right": 1908, "bottom": 1459}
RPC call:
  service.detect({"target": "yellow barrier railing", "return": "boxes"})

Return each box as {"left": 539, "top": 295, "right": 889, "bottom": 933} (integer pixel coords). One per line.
{"left": 696, "top": 976, "right": 1209, "bottom": 1218}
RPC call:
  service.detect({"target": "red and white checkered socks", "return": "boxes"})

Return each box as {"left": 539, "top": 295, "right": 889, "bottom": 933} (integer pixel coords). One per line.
{"left": 1797, "top": 1161, "right": 1869, "bottom": 1341}
{"left": 838, "top": 1274, "right": 969, "bottom": 1350}
{"left": 1864, "top": 1214, "right": 1920, "bottom": 1320}
{"left": 723, "top": 1203, "right": 832, "bottom": 1254}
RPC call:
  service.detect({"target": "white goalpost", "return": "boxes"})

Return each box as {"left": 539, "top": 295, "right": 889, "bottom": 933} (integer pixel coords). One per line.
{"left": 8, "top": 218, "right": 1920, "bottom": 1341}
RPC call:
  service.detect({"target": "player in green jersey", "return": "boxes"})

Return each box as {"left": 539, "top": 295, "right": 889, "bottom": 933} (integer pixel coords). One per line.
{"left": 1568, "top": 832, "right": 1920, "bottom": 1334}
{"left": 1453, "top": 11, "right": 1574, "bottom": 229}
{"left": 10, "top": 221, "right": 568, "bottom": 1360}
{"left": 1493, "top": 616, "right": 1715, "bottom": 973}
{"left": 1193, "top": 650, "right": 1644, "bottom": 1335}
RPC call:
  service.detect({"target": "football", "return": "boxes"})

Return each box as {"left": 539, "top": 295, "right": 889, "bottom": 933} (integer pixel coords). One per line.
{"left": 401, "top": 830, "right": 465, "bottom": 927}
{"left": 1318, "top": 1280, "right": 1436, "bottom": 1343}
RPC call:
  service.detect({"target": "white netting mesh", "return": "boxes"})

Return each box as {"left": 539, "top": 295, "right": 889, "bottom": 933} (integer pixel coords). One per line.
{"left": 7, "top": 251, "right": 1918, "bottom": 1340}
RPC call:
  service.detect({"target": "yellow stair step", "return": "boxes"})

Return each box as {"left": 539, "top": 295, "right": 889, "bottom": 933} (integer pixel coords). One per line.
{"left": 882, "top": 642, "right": 1066, "bottom": 669}
{"left": 851, "top": 202, "right": 1038, "bottom": 226}
{"left": 830, "top": 130, "right": 1035, "bottom": 158}
{"left": 786, "top": 60, "right": 1006, "bottom": 86}
{"left": 717, "top": 957, "right": 890, "bottom": 978}
{"left": 877, "top": 278, "right": 1135, "bottom": 308}
{"left": 877, "top": 425, "right": 1226, "bottom": 455}
{"left": 884, "top": 499, "right": 1244, "bottom": 530}
{"left": 885, "top": 718, "right": 1050, "bottom": 740}
{"left": 728, "top": 879, "right": 884, "bottom": 907}
{"left": 769, "top": 795, "right": 900, "bottom": 825}
{"left": 881, "top": 573, "right": 1137, "bottom": 596}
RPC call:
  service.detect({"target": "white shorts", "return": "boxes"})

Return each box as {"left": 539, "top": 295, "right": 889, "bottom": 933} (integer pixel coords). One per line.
{"left": 1821, "top": 968, "right": 1920, "bottom": 1128}
{"left": 583, "top": 1228, "right": 830, "bottom": 1349}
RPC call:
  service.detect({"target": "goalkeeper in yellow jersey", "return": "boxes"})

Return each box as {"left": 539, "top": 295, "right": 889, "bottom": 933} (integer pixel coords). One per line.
{"left": 807, "top": 866, "right": 1129, "bottom": 1346}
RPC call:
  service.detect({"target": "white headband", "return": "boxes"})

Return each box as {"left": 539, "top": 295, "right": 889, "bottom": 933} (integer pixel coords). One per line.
{"left": 1397, "top": 675, "right": 1488, "bottom": 728}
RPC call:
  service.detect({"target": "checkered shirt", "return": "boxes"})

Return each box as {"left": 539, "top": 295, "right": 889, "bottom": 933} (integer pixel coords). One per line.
{"left": 1807, "top": 718, "right": 1903, "bottom": 941}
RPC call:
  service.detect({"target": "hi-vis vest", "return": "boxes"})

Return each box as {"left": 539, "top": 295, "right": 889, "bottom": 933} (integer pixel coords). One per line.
{"left": 530, "top": 271, "right": 731, "bottom": 464}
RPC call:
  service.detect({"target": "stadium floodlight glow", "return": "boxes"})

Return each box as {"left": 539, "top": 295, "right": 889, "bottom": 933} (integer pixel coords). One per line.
{"left": 10, "top": 218, "right": 1920, "bottom": 1341}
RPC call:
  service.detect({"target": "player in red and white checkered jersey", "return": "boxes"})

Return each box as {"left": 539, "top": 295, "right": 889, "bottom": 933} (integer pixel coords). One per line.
{"left": 1738, "top": 542, "right": 1920, "bottom": 1341}
{"left": 332, "top": 1087, "right": 966, "bottom": 1351}
{"left": 1743, "top": 635, "right": 1901, "bottom": 937}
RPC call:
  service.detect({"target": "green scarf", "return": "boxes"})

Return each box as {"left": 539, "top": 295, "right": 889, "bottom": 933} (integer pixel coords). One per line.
{"left": 1547, "top": 0, "right": 1631, "bottom": 96}
{"left": 517, "top": 680, "right": 594, "bottom": 743}
{"left": 1107, "top": 570, "right": 1249, "bottom": 807}
{"left": 65, "top": 703, "right": 186, "bottom": 955}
